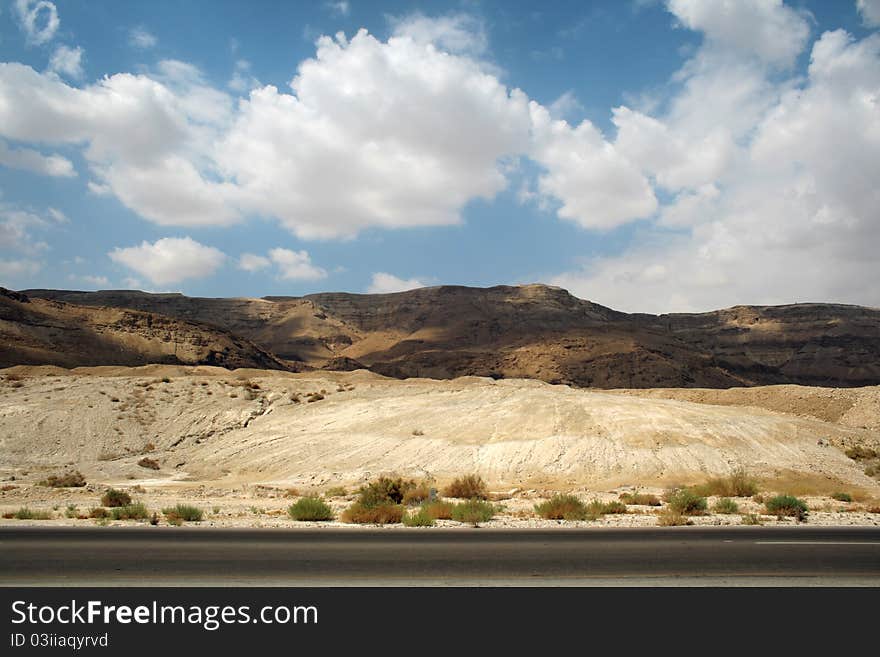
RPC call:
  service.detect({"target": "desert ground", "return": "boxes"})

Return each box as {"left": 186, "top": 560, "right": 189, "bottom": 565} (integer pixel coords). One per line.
{"left": 1, "top": 364, "right": 879, "bottom": 528}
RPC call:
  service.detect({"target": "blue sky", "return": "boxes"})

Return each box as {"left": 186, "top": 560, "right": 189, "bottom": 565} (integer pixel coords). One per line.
{"left": 1, "top": 0, "right": 878, "bottom": 312}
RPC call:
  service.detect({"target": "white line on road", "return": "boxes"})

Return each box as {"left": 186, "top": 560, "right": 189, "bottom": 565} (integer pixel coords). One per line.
{"left": 754, "top": 541, "right": 880, "bottom": 546}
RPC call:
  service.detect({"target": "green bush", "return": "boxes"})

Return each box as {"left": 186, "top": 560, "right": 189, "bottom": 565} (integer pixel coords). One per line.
{"left": 534, "top": 494, "right": 589, "bottom": 520}
{"left": 765, "top": 495, "right": 808, "bottom": 521}
{"left": 163, "top": 504, "right": 203, "bottom": 522}
{"left": 451, "top": 500, "right": 495, "bottom": 525}
{"left": 110, "top": 503, "right": 149, "bottom": 520}
{"left": 289, "top": 497, "right": 334, "bottom": 521}
{"left": 402, "top": 506, "right": 436, "bottom": 527}
{"left": 442, "top": 475, "right": 488, "bottom": 500}
{"left": 341, "top": 502, "right": 404, "bottom": 524}
{"left": 712, "top": 498, "right": 739, "bottom": 514}
{"left": 101, "top": 488, "right": 132, "bottom": 508}
{"left": 831, "top": 492, "right": 852, "bottom": 503}
{"left": 665, "top": 489, "right": 708, "bottom": 515}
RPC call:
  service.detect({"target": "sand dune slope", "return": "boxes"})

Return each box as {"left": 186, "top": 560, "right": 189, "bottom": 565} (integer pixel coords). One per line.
{"left": 0, "top": 366, "right": 877, "bottom": 490}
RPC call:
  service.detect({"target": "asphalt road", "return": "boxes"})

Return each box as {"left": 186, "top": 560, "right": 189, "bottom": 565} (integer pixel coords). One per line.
{"left": 1, "top": 526, "right": 879, "bottom": 586}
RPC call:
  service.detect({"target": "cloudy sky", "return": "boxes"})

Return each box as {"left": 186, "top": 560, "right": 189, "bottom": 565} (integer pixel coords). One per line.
{"left": 0, "top": 0, "right": 878, "bottom": 312}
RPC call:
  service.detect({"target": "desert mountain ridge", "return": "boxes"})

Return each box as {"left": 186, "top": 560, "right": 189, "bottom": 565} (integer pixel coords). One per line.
{"left": 7, "top": 283, "right": 880, "bottom": 388}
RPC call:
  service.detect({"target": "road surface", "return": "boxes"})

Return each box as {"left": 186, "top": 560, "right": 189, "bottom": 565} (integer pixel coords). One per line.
{"left": 1, "top": 526, "right": 879, "bottom": 586}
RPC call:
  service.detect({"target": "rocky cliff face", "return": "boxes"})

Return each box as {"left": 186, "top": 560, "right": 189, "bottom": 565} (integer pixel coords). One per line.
{"left": 19, "top": 285, "right": 880, "bottom": 388}
{"left": 0, "top": 288, "right": 294, "bottom": 371}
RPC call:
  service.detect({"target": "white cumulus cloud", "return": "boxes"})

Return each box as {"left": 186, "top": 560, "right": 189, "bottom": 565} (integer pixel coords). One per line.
{"left": 0, "top": 139, "right": 75, "bottom": 177}
{"left": 108, "top": 237, "right": 226, "bottom": 287}
{"left": 237, "top": 253, "right": 271, "bottom": 272}
{"left": 14, "top": 0, "right": 59, "bottom": 45}
{"left": 48, "top": 45, "right": 83, "bottom": 79}
{"left": 667, "top": 0, "right": 810, "bottom": 67}
{"left": 367, "top": 272, "right": 425, "bottom": 294}
{"left": 268, "top": 248, "right": 326, "bottom": 280}
{"left": 857, "top": 0, "right": 880, "bottom": 27}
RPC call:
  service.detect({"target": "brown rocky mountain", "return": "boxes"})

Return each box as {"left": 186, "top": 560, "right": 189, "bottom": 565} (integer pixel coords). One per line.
{"left": 0, "top": 288, "right": 292, "bottom": 371}
{"left": 15, "top": 284, "right": 880, "bottom": 388}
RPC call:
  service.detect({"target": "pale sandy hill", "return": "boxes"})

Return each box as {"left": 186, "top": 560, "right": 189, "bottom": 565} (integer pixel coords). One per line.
{"left": 1, "top": 366, "right": 877, "bottom": 493}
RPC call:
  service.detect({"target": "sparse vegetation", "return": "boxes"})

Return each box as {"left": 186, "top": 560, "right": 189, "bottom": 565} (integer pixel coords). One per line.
{"left": 691, "top": 469, "right": 758, "bottom": 497}
{"left": 306, "top": 392, "right": 324, "bottom": 403}
{"left": 765, "top": 495, "right": 809, "bottom": 521}
{"left": 65, "top": 505, "right": 78, "bottom": 518}
{"left": 163, "top": 504, "right": 204, "bottom": 522}
{"left": 341, "top": 502, "right": 404, "bottom": 524}
{"left": 740, "top": 513, "right": 763, "bottom": 525}
{"left": 442, "top": 474, "right": 488, "bottom": 500}
{"left": 619, "top": 491, "right": 661, "bottom": 506}
{"left": 657, "top": 509, "right": 693, "bottom": 526}
{"left": 89, "top": 507, "right": 109, "bottom": 519}
{"left": 451, "top": 499, "right": 495, "bottom": 525}
{"left": 288, "top": 497, "right": 334, "bottom": 521}
{"left": 831, "top": 492, "right": 853, "bottom": 503}
{"left": 844, "top": 446, "right": 878, "bottom": 461}
{"left": 665, "top": 488, "right": 708, "bottom": 515}
{"left": 323, "top": 486, "right": 348, "bottom": 498}
{"left": 13, "top": 507, "right": 51, "bottom": 520}
{"left": 38, "top": 471, "right": 86, "bottom": 488}
{"left": 101, "top": 488, "right": 132, "bottom": 507}
{"left": 402, "top": 506, "right": 436, "bottom": 527}
{"left": 601, "top": 500, "right": 627, "bottom": 514}
{"left": 137, "top": 457, "right": 160, "bottom": 470}
{"left": 712, "top": 498, "right": 739, "bottom": 514}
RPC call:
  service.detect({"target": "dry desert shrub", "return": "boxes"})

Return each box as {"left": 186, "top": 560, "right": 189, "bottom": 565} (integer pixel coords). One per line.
{"left": 422, "top": 500, "right": 455, "bottom": 520}
{"left": 137, "top": 457, "right": 160, "bottom": 470}
{"left": 534, "top": 494, "right": 588, "bottom": 520}
{"left": 402, "top": 482, "right": 432, "bottom": 505}
{"left": 39, "top": 471, "right": 86, "bottom": 488}
{"left": 619, "top": 491, "right": 661, "bottom": 506}
{"left": 13, "top": 507, "right": 52, "bottom": 520}
{"left": 442, "top": 474, "right": 488, "bottom": 500}
{"left": 691, "top": 469, "right": 758, "bottom": 497}
{"left": 323, "top": 486, "right": 347, "bottom": 498}
{"left": 831, "top": 492, "right": 853, "bottom": 502}
{"left": 657, "top": 509, "right": 693, "bottom": 526}
{"left": 357, "top": 476, "right": 416, "bottom": 506}
{"left": 341, "top": 502, "right": 404, "bottom": 524}
{"left": 101, "top": 488, "right": 131, "bottom": 507}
